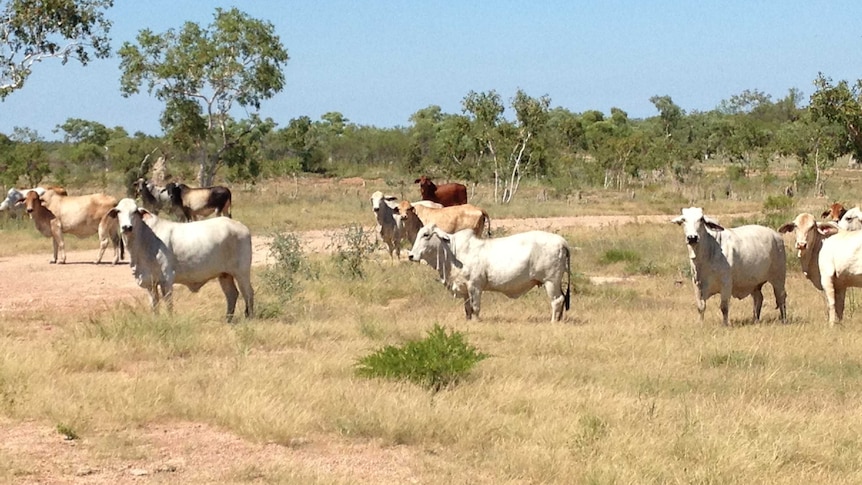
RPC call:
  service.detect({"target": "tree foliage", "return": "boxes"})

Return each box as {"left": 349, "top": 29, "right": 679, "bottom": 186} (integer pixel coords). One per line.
{"left": 118, "top": 7, "right": 288, "bottom": 186}
{"left": 0, "top": 0, "right": 112, "bottom": 99}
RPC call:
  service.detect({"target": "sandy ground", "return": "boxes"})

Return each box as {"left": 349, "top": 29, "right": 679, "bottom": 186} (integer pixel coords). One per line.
{"left": 0, "top": 212, "right": 727, "bottom": 484}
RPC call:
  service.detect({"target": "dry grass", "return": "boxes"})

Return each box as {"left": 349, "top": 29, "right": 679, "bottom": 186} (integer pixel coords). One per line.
{"left": 4, "top": 172, "right": 862, "bottom": 483}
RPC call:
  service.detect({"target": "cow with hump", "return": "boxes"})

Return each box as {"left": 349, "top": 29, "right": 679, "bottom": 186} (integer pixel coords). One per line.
{"left": 407, "top": 224, "right": 571, "bottom": 322}
{"left": 672, "top": 207, "right": 787, "bottom": 325}
{"left": 109, "top": 198, "right": 254, "bottom": 322}
{"left": 779, "top": 213, "right": 862, "bottom": 325}
{"left": 22, "top": 189, "right": 123, "bottom": 264}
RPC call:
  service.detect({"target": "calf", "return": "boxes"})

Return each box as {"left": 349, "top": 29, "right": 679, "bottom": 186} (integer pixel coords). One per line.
{"left": 672, "top": 207, "right": 787, "bottom": 325}
{"left": 408, "top": 224, "right": 571, "bottom": 322}
{"left": 370, "top": 191, "right": 402, "bottom": 259}
{"left": 132, "top": 178, "right": 171, "bottom": 215}
{"left": 109, "top": 198, "right": 253, "bottom": 322}
{"left": 22, "top": 189, "right": 123, "bottom": 264}
{"left": 779, "top": 213, "right": 862, "bottom": 325}
{"left": 165, "top": 182, "right": 232, "bottom": 222}
{"left": 822, "top": 202, "right": 847, "bottom": 222}
{"left": 414, "top": 175, "right": 468, "bottom": 207}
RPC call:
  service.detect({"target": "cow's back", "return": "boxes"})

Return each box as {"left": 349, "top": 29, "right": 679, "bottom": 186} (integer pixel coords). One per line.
{"left": 723, "top": 225, "right": 785, "bottom": 295}
{"left": 151, "top": 217, "right": 252, "bottom": 284}
{"left": 45, "top": 193, "right": 117, "bottom": 237}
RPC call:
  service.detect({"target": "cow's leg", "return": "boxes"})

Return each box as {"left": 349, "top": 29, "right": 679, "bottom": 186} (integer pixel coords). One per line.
{"left": 218, "top": 274, "right": 240, "bottom": 323}
{"left": 544, "top": 280, "right": 565, "bottom": 322}
{"left": 161, "top": 280, "right": 174, "bottom": 314}
{"left": 834, "top": 287, "right": 847, "bottom": 324}
{"left": 466, "top": 286, "right": 481, "bottom": 320}
{"left": 235, "top": 274, "right": 255, "bottom": 319}
{"left": 51, "top": 221, "right": 65, "bottom": 264}
{"left": 822, "top": 278, "right": 839, "bottom": 325}
{"left": 147, "top": 284, "right": 160, "bottom": 313}
{"left": 752, "top": 285, "right": 764, "bottom": 322}
{"left": 693, "top": 281, "right": 706, "bottom": 323}
{"left": 774, "top": 282, "right": 788, "bottom": 323}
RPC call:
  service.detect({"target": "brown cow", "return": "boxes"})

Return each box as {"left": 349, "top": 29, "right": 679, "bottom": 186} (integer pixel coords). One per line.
{"left": 23, "top": 189, "right": 123, "bottom": 264}
{"left": 414, "top": 175, "right": 467, "bottom": 207}
{"left": 395, "top": 200, "right": 490, "bottom": 244}
{"left": 822, "top": 203, "right": 848, "bottom": 222}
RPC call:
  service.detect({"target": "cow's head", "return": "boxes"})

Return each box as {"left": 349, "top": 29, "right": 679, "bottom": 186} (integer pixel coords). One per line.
{"left": 778, "top": 212, "right": 839, "bottom": 257}
{"left": 821, "top": 203, "right": 847, "bottom": 222}
{"left": 408, "top": 223, "right": 449, "bottom": 262}
{"left": 21, "top": 190, "right": 42, "bottom": 216}
{"left": 838, "top": 207, "right": 862, "bottom": 232}
{"left": 108, "top": 198, "right": 152, "bottom": 233}
{"left": 370, "top": 191, "right": 397, "bottom": 213}
{"left": 414, "top": 175, "right": 436, "bottom": 198}
{"left": 393, "top": 200, "right": 416, "bottom": 220}
{"left": 671, "top": 207, "right": 724, "bottom": 247}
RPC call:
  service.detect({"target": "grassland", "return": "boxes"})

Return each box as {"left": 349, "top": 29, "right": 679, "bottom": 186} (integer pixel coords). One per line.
{"left": 3, "top": 170, "right": 862, "bottom": 483}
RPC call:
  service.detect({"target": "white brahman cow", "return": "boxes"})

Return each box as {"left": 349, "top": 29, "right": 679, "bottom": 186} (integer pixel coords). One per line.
{"left": 22, "top": 189, "right": 123, "bottom": 264}
{"left": 837, "top": 206, "right": 862, "bottom": 231}
{"left": 109, "top": 198, "right": 254, "bottom": 322}
{"left": 672, "top": 207, "right": 787, "bottom": 325}
{"left": 370, "top": 190, "right": 402, "bottom": 259}
{"left": 779, "top": 213, "right": 862, "bottom": 325}
{"left": 407, "top": 223, "right": 571, "bottom": 322}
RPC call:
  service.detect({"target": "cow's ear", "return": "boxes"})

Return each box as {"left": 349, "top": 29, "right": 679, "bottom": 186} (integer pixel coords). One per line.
{"left": 820, "top": 210, "right": 831, "bottom": 218}
{"left": 107, "top": 208, "right": 119, "bottom": 218}
{"left": 413, "top": 178, "right": 421, "bottom": 184}
{"left": 704, "top": 217, "right": 724, "bottom": 232}
{"left": 777, "top": 222, "right": 796, "bottom": 234}
{"left": 817, "top": 222, "right": 841, "bottom": 238}
{"left": 670, "top": 215, "right": 684, "bottom": 225}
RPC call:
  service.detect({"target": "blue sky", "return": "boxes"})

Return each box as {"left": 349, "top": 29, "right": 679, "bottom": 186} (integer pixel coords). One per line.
{"left": 2, "top": 1, "right": 861, "bottom": 140}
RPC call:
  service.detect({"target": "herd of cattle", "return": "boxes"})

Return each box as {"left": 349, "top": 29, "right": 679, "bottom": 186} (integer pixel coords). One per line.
{"left": 7, "top": 175, "right": 862, "bottom": 326}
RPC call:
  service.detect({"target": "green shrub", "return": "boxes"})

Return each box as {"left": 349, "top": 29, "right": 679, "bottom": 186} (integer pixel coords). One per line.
{"left": 328, "top": 224, "right": 375, "bottom": 279}
{"left": 356, "top": 325, "right": 488, "bottom": 391}
{"left": 599, "top": 248, "right": 640, "bottom": 265}
{"left": 261, "top": 231, "right": 309, "bottom": 304}
{"left": 763, "top": 194, "right": 794, "bottom": 213}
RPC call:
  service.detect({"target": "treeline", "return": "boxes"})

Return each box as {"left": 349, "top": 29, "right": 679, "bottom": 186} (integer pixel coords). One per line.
{"left": 1, "top": 74, "right": 860, "bottom": 202}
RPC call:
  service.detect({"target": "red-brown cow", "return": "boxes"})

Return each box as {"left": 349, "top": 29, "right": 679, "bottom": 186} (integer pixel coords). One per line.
{"left": 822, "top": 202, "right": 848, "bottom": 222}
{"left": 414, "top": 175, "right": 467, "bottom": 207}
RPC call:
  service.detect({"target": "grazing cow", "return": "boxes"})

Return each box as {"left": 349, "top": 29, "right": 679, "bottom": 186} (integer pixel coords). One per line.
{"left": 779, "top": 213, "right": 862, "bottom": 325}
{"left": 370, "top": 191, "right": 402, "bottom": 259}
{"left": 165, "top": 182, "right": 232, "bottom": 222}
{"left": 395, "top": 200, "right": 491, "bottom": 245}
{"left": 822, "top": 202, "right": 848, "bottom": 222}
{"left": 414, "top": 175, "right": 468, "bottom": 207}
{"left": 109, "top": 198, "right": 253, "bottom": 322}
{"left": 132, "top": 178, "right": 172, "bottom": 215}
{"left": 671, "top": 207, "right": 787, "bottom": 325}
{"left": 408, "top": 224, "right": 571, "bottom": 322}
{"left": 837, "top": 207, "right": 862, "bottom": 231}
{"left": 22, "top": 189, "right": 123, "bottom": 264}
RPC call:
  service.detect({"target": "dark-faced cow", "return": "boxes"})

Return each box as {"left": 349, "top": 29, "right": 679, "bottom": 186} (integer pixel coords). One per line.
{"left": 672, "top": 207, "right": 787, "bottom": 325}
{"left": 407, "top": 224, "right": 571, "bottom": 322}
{"left": 414, "top": 175, "right": 468, "bottom": 207}
{"left": 821, "top": 203, "right": 848, "bottom": 222}
{"left": 132, "top": 178, "right": 172, "bottom": 215}
{"left": 109, "top": 198, "right": 253, "bottom": 322}
{"left": 779, "top": 213, "right": 862, "bottom": 325}
{"left": 165, "top": 182, "right": 232, "bottom": 222}
{"left": 23, "top": 189, "right": 123, "bottom": 264}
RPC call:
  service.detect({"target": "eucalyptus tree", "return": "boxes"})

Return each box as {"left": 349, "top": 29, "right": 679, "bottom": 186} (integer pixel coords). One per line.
{"left": 0, "top": 0, "right": 112, "bottom": 99}
{"left": 118, "top": 7, "right": 288, "bottom": 186}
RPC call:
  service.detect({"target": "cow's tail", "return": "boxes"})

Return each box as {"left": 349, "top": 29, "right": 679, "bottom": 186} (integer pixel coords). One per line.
{"left": 563, "top": 245, "right": 571, "bottom": 311}
{"left": 484, "top": 211, "right": 492, "bottom": 237}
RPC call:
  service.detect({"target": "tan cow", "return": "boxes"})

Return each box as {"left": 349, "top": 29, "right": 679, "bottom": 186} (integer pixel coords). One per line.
{"left": 23, "top": 189, "right": 123, "bottom": 264}
{"left": 779, "top": 213, "right": 862, "bottom": 325}
{"left": 394, "top": 201, "right": 491, "bottom": 244}
{"left": 821, "top": 202, "right": 847, "bottom": 222}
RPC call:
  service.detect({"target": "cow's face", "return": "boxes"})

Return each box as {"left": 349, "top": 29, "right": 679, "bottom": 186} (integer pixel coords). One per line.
{"left": 822, "top": 203, "right": 847, "bottom": 222}
{"left": 778, "top": 213, "right": 838, "bottom": 257}
{"left": 22, "top": 191, "right": 41, "bottom": 216}
{"left": 408, "top": 224, "right": 448, "bottom": 262}
{"left": 671, "top": 207, "right": 724, "bottom": 247}
{"left": 111, "top": 198, "right": 144, "bottom": 233}
{"left": 838, "top": 208, "right": 862, "bottom": 231}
